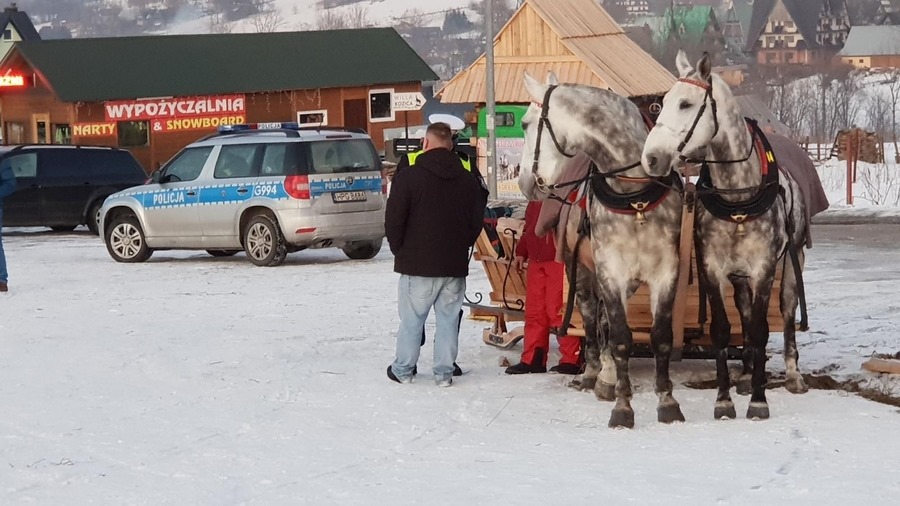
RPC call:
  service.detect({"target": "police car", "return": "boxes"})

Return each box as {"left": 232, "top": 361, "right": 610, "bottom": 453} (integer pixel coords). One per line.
{"left": 99, "top": 122, "right": 387, "bottom": 266}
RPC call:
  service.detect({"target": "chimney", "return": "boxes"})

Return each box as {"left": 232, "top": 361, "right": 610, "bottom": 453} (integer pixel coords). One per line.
{"left": 4, "top": 3, "right": 18, "bottom": 13}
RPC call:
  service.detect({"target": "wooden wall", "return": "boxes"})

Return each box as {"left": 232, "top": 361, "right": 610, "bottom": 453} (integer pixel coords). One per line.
{"left": 493, "top": 4, "right": 572, "bottom": 58}
{"left": 1, "top": 76, "right": 425, "bottom": 173}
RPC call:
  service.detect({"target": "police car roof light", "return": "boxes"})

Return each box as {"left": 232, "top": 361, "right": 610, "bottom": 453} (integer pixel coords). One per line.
{"left": 217, "top": 122, "right": 302, "bottom": 134}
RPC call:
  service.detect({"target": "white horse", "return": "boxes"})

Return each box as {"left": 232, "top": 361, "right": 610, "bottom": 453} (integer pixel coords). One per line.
{"left": 518, "top": 72, "right": 685, "bottom": 428}
{"left": 642, "top": 51, "right": 810, "bottom": 421}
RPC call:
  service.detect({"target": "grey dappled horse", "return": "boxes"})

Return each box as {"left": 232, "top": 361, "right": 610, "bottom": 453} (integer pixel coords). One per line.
{"left": 518, "top": 72, "right": 685, "bottom": 429}
{"left": 642, "top": 51, "right": 810, "bottom": 421}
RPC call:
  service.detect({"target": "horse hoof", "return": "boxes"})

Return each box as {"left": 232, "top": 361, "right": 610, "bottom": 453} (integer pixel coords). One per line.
{"left": 747, "top": 402, "right": 770, "bottom": 420}
{"left": 714, "top": 402, "right": 737, "bottom": 420}
{"left": 785, "top": 375, "right": 809, "bottom": 394}
{"left": 608, "top": 409, "right": 635, "bottom": 429}
{"left": 577, "top": 376, "right": 597, "bottom": 392}
{"left": 594, "top": 382, "right": 616, "bottom": 402}
{"left": 736, "top": 376, "right": 752, "bottom": 396}
{"left": 657, "top": 403, "right": 685, "bottom": 424}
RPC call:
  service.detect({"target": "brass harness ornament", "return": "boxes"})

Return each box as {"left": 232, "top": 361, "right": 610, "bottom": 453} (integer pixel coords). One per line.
{"left": 631, "top": 201, "right": 650, "bottom": 224}
{"left": 731, "top": 212, "right": 749, "bottom": 235}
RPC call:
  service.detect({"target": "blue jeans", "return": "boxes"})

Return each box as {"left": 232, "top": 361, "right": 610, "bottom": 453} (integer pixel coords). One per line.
{"left": 391, "top": 275, "right": 466, "bottom": 382}
{"left": 0, "top": 208, "right": 7, "bottom": 283}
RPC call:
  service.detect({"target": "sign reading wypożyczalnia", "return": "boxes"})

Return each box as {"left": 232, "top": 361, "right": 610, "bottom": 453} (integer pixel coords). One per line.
{"left": 104, "top": 95, "right": 246, "bottom": 122}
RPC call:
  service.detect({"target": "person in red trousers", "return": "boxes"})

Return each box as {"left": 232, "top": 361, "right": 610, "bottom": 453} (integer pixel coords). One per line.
{"left": 505, "top": 200, "right": 582, "bottom": 375}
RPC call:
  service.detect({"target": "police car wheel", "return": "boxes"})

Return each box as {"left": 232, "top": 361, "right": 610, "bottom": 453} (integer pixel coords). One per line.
{"left": 206, "top": 250, "right": 239, "bottom": 257}
{"left": 243, "top": 215, "right": 287, "bottom": 267}
{"left": 342, "top": 240, "right": 382, "bottom": 260}
{"left": 106, "top": 215, "right": 153, "bottom": 263}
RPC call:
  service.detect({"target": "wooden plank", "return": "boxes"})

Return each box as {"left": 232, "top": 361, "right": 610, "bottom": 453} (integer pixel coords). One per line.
{"left": 862, "top": 358, "right": 900, "bottom": 375}
{"left": 672, "top": 181, "right": 696, "bottom": 354}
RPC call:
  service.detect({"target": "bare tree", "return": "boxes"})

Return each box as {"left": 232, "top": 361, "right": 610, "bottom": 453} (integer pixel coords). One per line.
{"left": 884, "top": 70, "right": 900, "bottom": 156}
{"left": 346, "top": 4, "right": 370, "bottom": 29}
{"left": 208, "top": 12, "right": 233, "bottom": 34}
{"left": 316, "top": 9, "right": 348, "bottom": 31}
{"left": 249, "top": 7, "right": 284, "bottom": 32}
{"left": 395, "top": 9, "right": 429, "bottom": 29}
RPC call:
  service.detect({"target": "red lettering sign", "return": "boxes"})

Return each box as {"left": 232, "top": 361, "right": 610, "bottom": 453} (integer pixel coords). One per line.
{"left": 0, "top": 74, "right": 27, "bottom": 88}
{"left": 105, "top": 95, "right": 246, "bottom": 122}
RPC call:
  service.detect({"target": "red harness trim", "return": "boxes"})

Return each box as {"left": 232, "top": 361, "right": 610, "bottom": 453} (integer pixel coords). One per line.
{"left": 566, "top": 190, "right": 588, "bottom": 210}
{"left": 678, "top": 77, "right": 711, "bottom": 90}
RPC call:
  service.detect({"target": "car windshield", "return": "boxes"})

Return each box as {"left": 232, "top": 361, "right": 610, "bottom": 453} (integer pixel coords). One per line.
{"left": 308, "top": 139, "right": 378, "bottom": 174}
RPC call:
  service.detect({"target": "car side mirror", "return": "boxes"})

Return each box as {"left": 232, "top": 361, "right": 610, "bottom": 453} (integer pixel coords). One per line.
{"left": 149, "top": 170, "right": 161, "bottom": 183}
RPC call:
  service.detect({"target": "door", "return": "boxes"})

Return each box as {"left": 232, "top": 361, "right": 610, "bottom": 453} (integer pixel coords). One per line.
{"left": 141, "top": 146, "right": 211, "bottom": 244}
{"left": 342, "top": 99, "right": 368, "bottom": 132}
{"left": 197, "top": 143, "right": 261, "bottom": 244}
{"left": 31, "top": 114, "right": 51, "bottom": 144}
{"left": 37, "top": 149, "right": 93, "bottom": 227}
{"left": 0, "top": 151, "right": 40, "bottom": 226}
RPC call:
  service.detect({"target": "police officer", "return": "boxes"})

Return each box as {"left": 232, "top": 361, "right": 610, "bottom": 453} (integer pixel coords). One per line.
{"left": 393, "top": 115, "right": 488, "bottom": 377}
{"left": 396, "top": 114, "right": 488, "bottom": 194}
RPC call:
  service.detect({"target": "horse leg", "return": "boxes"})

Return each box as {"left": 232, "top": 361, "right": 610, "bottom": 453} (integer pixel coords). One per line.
{"left": 597, "top": 277, "right": 634, "bottom": 429}
{"left": 705, "top": 273, "right": 736, "bottom": 420}
{"left": 650, "top": 277, "right": 684, "bottom": 424}
{"left": 731, "top": 275, "right": 754, "bottom": 396}
{"left": 747, "top": 270, "right": 777, "bottom": 420}
{"left": 781, "top": 251, "right": 809, "bottom": 394}
{"left": 572, "top": 281, "right": 600, "bottom": 392}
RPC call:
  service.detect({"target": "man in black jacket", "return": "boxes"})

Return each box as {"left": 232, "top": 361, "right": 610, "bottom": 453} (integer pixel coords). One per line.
{"left": 385, "top": 122, "right": 488, "bottom": 387}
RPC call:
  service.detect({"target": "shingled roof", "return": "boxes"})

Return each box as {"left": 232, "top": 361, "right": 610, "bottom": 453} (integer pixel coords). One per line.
{"left": 744, "top": 0, "right": 847, "bottom": 52}
{"left": 5, "top": 28, "right": 438, "bottom": 102}
{"left": 0, "top": 5, "right": 39, "bottom": 41}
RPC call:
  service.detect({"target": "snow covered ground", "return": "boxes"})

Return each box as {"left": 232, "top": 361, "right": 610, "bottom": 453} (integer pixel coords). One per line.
{"left": 1, "top": 225, "right": 899, "bottom": 503}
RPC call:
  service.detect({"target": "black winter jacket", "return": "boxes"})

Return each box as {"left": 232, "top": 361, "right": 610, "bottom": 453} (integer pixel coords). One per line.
{"left": 385, "top": 148, "right": 488, "bottom": 278}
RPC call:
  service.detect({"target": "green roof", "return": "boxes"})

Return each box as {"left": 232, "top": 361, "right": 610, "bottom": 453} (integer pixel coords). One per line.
{"left": 656, "top": 6, "right": 716, "bottom": 45}
{"left": 11, "top": 28, "right": 438, "bottom": 102}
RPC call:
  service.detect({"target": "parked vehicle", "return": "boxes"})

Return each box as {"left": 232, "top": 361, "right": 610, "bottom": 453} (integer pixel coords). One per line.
{"left": 0, "top": 145, "right": 147, "bottom": 234}
{"left": 99, "top": 122, "right": 387, "bottom": 266}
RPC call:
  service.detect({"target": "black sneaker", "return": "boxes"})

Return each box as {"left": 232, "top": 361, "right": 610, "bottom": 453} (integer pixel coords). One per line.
{"left": 386, "top": 365, "right": 412, "bottom": 384}
{"left": 505, "top": 361, "right": 547, "bottom": 374}
{"left": 549, "top": 363, "right": 582, "bottom": 375}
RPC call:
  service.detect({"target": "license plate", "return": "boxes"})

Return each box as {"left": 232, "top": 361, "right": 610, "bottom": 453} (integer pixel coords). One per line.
{"left": 332, "top": 191, "right": 367, "bottom": 203}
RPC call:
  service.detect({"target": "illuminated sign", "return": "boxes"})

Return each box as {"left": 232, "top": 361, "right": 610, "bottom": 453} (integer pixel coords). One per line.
{"left": 151, "top": 115, "right": 246, "bottom": 133}
{"left": 105, "top": 95, "right": 246, "bottom": 122}
{"left": 0, "top": 74, "right": 27, "bottom": 88}
{"left": 73, "top": 123, "right": 117, "bottom": 137}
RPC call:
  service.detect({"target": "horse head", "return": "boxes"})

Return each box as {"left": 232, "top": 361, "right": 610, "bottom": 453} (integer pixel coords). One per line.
{"left": 518, "top": 71, "right": 648, "bottom": 200}
{"left": 642, "top": 50, "right": 740, "bottom": 175}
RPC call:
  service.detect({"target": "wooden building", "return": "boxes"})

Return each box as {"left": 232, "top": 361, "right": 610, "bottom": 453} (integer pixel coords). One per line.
{"left": 745, "top": 0, "right": 850, "bottom": 67}
{"left": 0, "top": 28, "right": 437, "bottom": 172}
{"left": 839, "top": 25, "right": 900, "bottom": 69}
{"left": 436, "top": 0, "right": 675, "bottom": 198}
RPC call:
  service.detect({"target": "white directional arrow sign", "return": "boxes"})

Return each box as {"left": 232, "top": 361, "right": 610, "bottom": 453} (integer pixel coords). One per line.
{"left": 392, "top": 92, "right": 427, "bottom": 112}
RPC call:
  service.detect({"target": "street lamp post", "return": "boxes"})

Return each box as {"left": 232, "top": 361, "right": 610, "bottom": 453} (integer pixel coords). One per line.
{"left": 485, "top": 0, "right": 498, "bottom": 199}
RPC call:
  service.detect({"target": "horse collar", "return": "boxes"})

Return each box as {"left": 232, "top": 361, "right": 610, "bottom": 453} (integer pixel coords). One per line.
{"left": 697, "top": 119, "right": 780, "bottom": 234}
{"left": 590, "top": 162, "right": 680, "bottom": 223}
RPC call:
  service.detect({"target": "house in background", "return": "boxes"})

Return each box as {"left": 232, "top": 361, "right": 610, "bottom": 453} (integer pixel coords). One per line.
{"left": 875, "top": 0, "right": 900, "bottom": 25}
{"left": 654, "top": 4, "right": 726, "bottom": 58}
{"left": 0, "top": 3, "right": 40, "bottom": 62}
{"left": 745, "top": 0, "right": 851, "bottom": 66}
{"left": 838, "top": 25, "right": 900, "bottom": 69}
{"left": 723, "top": 0, "right": 754, "bottom": 59}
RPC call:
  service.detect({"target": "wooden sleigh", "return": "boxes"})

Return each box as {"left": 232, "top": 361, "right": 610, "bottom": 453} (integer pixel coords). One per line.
{"left": 466, "top": 175, "right": 801, "bottom": 360}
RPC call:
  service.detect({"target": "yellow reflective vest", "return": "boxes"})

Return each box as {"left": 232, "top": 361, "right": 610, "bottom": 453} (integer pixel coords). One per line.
{"left": 406, "top": 150, "right": 473, "bottom": 172}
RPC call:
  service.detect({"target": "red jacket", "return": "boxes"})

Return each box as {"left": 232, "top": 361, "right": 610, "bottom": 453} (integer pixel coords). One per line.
{"left": 515, "top": 201, "right": 557, "bottom": 263}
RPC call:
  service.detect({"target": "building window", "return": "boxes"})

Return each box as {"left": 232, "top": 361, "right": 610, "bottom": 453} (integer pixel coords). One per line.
{"left": 54, "top": 124, "right": 72, "bottom": 144}
{"left": 368, "top": 89, "right": 395, "bottom": 123}
{"left": 859, "top": 59, "right": 864, "bottom": 63}
{"left": 117, "top": 121, "right": 149, "bottom": 147}
{"left": 786, "top": 52, "right": 794, "bottom": 62}
{"left": 497, "top": 112, "right": 516, "bottom": 127}
{"left": 786, "top": 35, "right": 794, "bottom": 44}
{"left": 6, "top": 122, "right": 25, "bottom": 144}
{"left": 2, "top": 29, "right": 11, "bottom": 40}
{"left": 766, "top": 52, "right": 776, "bottom": 63}
{"left": 298, "top": 110, "right": 328, "bottom": 126}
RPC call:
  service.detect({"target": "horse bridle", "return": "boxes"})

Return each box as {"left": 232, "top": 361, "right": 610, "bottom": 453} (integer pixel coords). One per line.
{"left": 529, "top": 85, "right": 642, "bottom": 194}
{"left": 674, "top": 77, "right": 719, "bottom": 162}
{"left": 531, "top": 85, "right": 576, "bottom": 192}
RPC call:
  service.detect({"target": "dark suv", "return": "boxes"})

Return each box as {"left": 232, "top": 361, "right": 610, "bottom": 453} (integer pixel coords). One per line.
{"left": 0, "top": 145, "right": 147, "bottom": 234}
